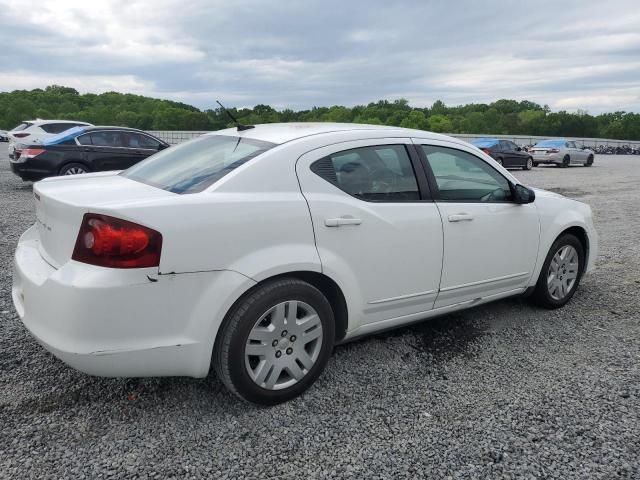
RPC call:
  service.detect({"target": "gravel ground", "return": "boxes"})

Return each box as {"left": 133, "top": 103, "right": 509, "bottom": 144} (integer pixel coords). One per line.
{"left": 1, "top": 153, "right": 639, "bottom": 479}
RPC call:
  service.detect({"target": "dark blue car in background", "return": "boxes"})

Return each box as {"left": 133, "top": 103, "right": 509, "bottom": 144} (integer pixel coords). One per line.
{"left": 9, "top": 126, "right": 169, "bottom": 181}
{"left": 472, "top": 138, "right": 534, "bottom": 170}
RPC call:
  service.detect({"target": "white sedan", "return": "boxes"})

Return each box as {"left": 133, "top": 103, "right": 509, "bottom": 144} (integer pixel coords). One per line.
{"left": 12, "top": 123, "right": 598, "bottom": 404}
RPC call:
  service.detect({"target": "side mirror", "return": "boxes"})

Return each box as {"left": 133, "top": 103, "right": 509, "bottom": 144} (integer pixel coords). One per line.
{"left": 516, "top": 146, "right": 522, "bottom": 151}
{"left": 514, "top": 184, "right": 535, "bottom": 204}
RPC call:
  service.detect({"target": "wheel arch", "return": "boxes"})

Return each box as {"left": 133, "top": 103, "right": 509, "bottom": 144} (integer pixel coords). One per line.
{"left": 58, "top": 160, "right": 91, "bottom": 175}
{"left": 558, "top": 225, "right": 590, "bottom": 272}
{"left": 215, "top": 270, "right": 350, "bottom": 347}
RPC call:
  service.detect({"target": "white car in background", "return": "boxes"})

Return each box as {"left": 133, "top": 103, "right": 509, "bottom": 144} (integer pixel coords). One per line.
{"left": 529, "top": 139, "right": 595, "bottom": 167}
{"left": 8, "top": 119, "right": 93, "bottom": 158}
{"left": 12, "top": 123, "right": 598, "bottom": 405}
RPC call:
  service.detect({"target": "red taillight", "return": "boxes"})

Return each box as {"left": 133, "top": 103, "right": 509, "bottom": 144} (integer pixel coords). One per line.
{"left": 18, "top": 148, "right": 45, "bottom": 159}
{"left": 481, "top": 148, "right": 492, "bottom": 154}
{"left": 13, "top": 132, "right": 30, "bottom": 138}
{"left": 72, "top": 214, "right": 162, "bottom": 268}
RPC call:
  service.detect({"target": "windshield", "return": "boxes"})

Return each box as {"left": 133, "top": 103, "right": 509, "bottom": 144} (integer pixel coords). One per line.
{"left": 472, "top": 139, "right": 498, "bottom": 148}
{"left": 534, "top": 140, "right": 565, "bottom": 148}
{"left": 122, "top": 135, "right": 277, "bottom": 194}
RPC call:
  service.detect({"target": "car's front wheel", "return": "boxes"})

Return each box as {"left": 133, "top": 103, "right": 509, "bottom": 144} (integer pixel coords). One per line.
{"left": 213, "top": 278, "right": 335, "bottom": 405}
{"left": 586, "top": 155, "right": 594, "bottom": 166}
{"left": 531, "top": 234, "right": 584, "bottom": 309}
{"left": 523, "top": 157, "right": 533, "bottom": 170}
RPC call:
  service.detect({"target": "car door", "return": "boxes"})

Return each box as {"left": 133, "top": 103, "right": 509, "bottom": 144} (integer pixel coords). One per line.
{"left": 567, "top": 141, "right": 585, "bottom": 163}
{"left": 78, "top": 131, "right": 133, "bottom": 171}
{"left": 296, "top": 139, "right": 444, "bottom": 329}
{"left": 498, "top": 140, "right": 515, "bottom": 167}
{"left": 509, "top": 141, "right": 528, "bottom": 166}
{"left": 415, "top": 140, "right": 540, "bottom": 308}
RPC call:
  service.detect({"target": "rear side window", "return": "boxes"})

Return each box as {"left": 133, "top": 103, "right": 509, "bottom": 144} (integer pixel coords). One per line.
{"left": 121, "top": 135, "right": 276, "bottom": 194}
{"left": 311, "top": 145, "right": 420, "bottom": 202}
{"left": 11, "top": 122, "right": 32, "bottom": 132}
{"left": 89, "top": 131, "right": 125, "bottom": 147}
{"left": 41, "top": 123, "right": 78, "bottom": 134}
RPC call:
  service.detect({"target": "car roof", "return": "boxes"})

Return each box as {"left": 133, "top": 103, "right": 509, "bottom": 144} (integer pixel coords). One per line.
{"left": 83, "top": 126, "right": 160, "bottom": 135}
{"left": 22, "top": 119, "right": 92, "bottom": 125}
{"left": 209, "top": 122, "right": 458, "bottom": 145}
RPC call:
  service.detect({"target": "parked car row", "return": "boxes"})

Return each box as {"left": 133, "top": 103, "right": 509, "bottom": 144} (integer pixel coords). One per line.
{"left": 9, "top": 124, "right": 168, "bottom": 181}
{"left": 11, "top": 122, "right": 598, "bottom": 404}
{"left": 471, "top": 138, "right": 594, "bottom": 168}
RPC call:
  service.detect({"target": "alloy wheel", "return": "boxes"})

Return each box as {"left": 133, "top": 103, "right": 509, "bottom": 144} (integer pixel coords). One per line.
{"left": 547, "top": 245, "right": 579, "bottom": 300}
{"left": 245, "top": 300, "right": 323, "bottom": 390}
{"left": 64, "top": 166, "right": 87, "bottom": 175}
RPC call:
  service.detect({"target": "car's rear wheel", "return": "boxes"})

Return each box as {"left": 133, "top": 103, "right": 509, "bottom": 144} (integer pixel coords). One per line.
{"left": 59, "top": 163, "right": 90, "bottom": 176}
{"left": 533, "top": 162, "right": 539, "bottom": 167}
{"left": 523, "top": 157, "right": 533, "bottom": 170}
{"left": 586, "top": 155, "right": 594, "bottom": 166}
{"left": 561, "top": 155, "right": 570, "bottom": 168}
{"left": 531, "top": 234, "right": 584, "bottom": 309}
{"left": 213, "top": 278, "right": 335, "bottom": 405}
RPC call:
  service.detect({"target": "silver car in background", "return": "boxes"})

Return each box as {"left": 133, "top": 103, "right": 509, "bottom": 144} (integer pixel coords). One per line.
{"left": 529, "top": 139, "right": 594, "bottom": 167}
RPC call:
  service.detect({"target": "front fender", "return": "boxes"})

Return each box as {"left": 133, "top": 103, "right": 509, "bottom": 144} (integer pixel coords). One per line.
{"left": 530, "top": 195, "right": 597, "bottom": 285}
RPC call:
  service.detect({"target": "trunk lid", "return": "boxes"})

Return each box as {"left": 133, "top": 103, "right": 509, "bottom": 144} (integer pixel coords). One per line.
{"left": 33, "top": 172, "right": 174, "bottom": 268}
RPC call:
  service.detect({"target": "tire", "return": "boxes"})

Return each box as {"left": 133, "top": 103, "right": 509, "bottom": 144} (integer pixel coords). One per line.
{"left": 586, "top": 155, "right": 594, "bottom": 166}
{"left": 531, "top": 234, "right": 585, "bottom": 309}
{"left": 59, "top": 163, "right": 90, "bottom": 176}
{"left": 523, "top": 157, "right": 533, "bottom": 170}
{"left": 213, "top": 277, "right": 335, "bottom": 405}
{"left": 533, "top": 162, "right": 540, "bottom": 167}
{"left": 561, "top": 155, "right": 570, "bottom": 168}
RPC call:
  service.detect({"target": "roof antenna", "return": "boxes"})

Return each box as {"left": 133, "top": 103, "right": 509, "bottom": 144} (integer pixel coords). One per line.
{"left": 216, "top": 100, "right": 255, "bottom": 131}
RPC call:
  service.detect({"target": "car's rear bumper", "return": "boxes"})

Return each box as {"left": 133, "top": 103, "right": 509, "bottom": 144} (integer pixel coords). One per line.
{"left": 12, "top": 225, "right": 253, "bottom": 378}
{"left": 9, "top": 161, "right": 50, "bottom": 181}
{"left": 532, "top": 154, "right": 563, "bottom": 164}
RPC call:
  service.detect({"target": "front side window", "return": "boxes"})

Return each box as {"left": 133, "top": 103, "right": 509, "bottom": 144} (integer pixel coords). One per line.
{"left": 122, "top": 135, "right": 276, "bottom": 194}
{"left": 126, "top": 132, "right": 161, "bottom": 149}
{"left": 422, "top": 145, "right": 512, "bottom": 202}
{"left": 311, "top": 145, "right": 420, "bottom": 202}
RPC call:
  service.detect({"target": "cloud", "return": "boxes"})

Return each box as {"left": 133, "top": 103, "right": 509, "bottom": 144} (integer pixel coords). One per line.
{"left": 0, "top": 0, "right": 639, "bottom": 113}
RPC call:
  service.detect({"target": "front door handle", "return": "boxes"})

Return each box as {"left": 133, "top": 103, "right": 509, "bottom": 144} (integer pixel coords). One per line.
{"left": 325, "top": 217, "right": 363, "bottom": 227}
{"left": 448, "top": 213, "right": 474, "bottom": 222}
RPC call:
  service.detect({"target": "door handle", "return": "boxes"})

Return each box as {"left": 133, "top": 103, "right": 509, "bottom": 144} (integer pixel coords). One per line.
{"left": 325, "top": 217, "right": 363, "bottom": 227}
{"left": 448, "top": 213, "right": 474, "bottom": 222}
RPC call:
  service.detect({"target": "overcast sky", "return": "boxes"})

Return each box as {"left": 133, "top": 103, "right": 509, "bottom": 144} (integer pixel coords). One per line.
{"left": 1, "top": 0, "right": 639, "bottom": 113}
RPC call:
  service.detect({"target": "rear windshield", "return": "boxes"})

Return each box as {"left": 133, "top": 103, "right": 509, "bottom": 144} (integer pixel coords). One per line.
{"left": 121, "top": 135, "right": 277, "bottom": 194}
{"left": 472, "top": 139, "right": 498, "bottom": 148}
{"left": 534, "top": 140, "right": 565, "bottom": 147}
{"left": 11, "top": 122, "right": 33, "bottom": 132}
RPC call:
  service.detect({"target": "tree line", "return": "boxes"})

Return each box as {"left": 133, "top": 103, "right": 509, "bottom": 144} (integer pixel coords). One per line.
{"left": 1, "top": 85, "right": 639, "bottom": 140}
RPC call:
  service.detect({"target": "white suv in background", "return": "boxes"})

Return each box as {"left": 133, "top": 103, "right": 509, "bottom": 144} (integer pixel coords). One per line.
{"left": 8, "top": 119, "right": 93, "bottom": 158}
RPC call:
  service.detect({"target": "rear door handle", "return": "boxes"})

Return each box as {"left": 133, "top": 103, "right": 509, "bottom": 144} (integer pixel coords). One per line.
{"left": 325, "top": 217, "right": 363, "bottom": 227}
{"left": 448, "top": 213, "right": 474, "bottom": 222}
